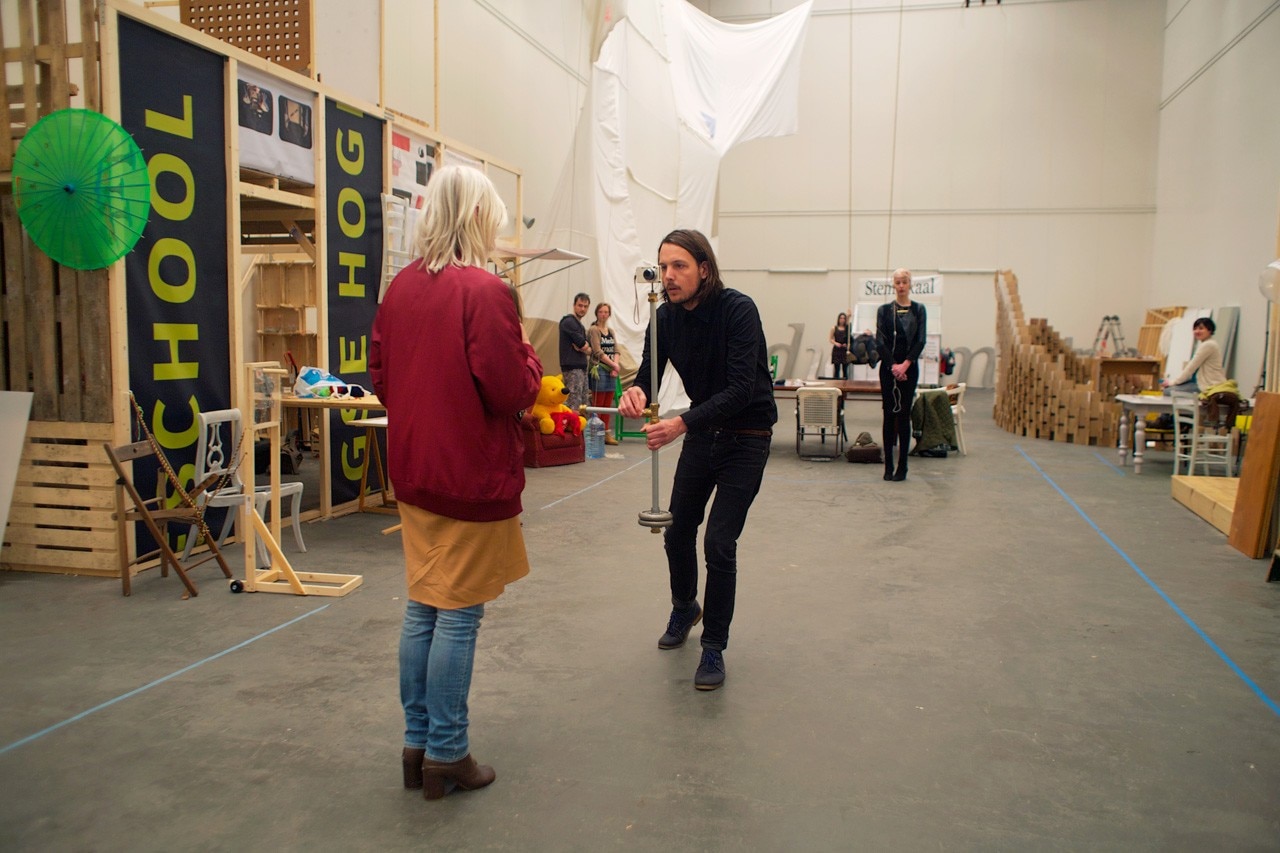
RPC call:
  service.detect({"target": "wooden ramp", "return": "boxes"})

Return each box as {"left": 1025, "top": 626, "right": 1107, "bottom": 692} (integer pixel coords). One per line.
{"left": 1171, "top": 476, "right": 1237, "bottom": 535}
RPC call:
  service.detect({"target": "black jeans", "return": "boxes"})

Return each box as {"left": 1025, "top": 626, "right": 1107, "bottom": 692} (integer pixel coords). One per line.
{"left": 880, "top": 362, "right": 919, "bottom": 472}
{"left": 664, "top": 429, "right": 771, "bottom": 651}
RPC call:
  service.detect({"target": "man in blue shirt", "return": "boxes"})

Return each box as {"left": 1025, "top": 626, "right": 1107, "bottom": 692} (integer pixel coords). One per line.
{"left": 618, "top": 229, "right": 777, "bottom": 691}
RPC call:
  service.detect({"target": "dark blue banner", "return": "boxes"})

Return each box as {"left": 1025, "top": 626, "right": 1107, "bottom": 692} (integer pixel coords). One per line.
{"left": 118, "top": 16, "right": 229, "bottom": 541}
{"left": 324, "top": 100, "right": 384, "bottom": 507}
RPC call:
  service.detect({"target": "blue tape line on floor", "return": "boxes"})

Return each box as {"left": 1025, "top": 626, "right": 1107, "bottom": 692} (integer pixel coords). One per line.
{"left": 1092, "top": 451, "right": 1126, "bottom": 474}
{"left": 1017, "top": 445, "right": 1279, "bottom": 718}
{"left": 0, "top": 603, "right": 331, "bottom": 756}
{"left": 537, "top": 452, "right": 659, "bottom": 512}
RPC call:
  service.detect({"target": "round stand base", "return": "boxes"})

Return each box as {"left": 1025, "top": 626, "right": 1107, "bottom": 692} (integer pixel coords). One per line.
{"left": 638, "top": 509, "right": 673, "bottom": 530}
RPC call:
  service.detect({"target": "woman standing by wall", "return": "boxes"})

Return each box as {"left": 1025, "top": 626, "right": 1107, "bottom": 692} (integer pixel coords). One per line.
{"left": 829, "top": 312, "right": 851, "bottom": 379}
{"left": 370, "top": 165, "right": 542, "bottom": 801}
{"left": 588, "top": 301, "right": 621, "bottom": 444}
{"left": 876, "top": 268, "right": 927, "bottom": 481}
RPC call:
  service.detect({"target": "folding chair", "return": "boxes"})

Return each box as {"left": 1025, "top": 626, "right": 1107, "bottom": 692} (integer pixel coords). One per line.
{"left": 796, "top": 386, "right": 845, "bottom": 459}
{"left": 104, "top": 440, "right": 233, "bottom": 598}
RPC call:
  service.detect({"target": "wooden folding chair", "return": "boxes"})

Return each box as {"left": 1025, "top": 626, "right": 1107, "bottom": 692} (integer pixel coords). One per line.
{"left": 104, "top": 440, "right": 233, "bottom": 598}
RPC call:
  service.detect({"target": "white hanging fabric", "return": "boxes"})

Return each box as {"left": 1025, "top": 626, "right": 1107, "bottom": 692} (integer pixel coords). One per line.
{"left": 586, "top": 0, "right": 813, "bottom": 413}
{"left": 663, "top": 0, "right": 812, "bottom": 157}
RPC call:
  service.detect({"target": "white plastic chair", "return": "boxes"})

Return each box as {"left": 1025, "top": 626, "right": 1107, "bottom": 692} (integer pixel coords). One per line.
{"left": 948, "top": 383, "right": 967, "bottom": 455}
{"left": 796, "top": 386, "right": 844, "bottom": 458}
{"left": 181, "top": 408, "right": 306, "bottom": 566}
{"left": 1170, "top": 393, "right": 1231, "bottom": 476}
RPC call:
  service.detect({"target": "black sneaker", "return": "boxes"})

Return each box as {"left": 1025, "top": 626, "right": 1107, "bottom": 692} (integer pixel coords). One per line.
{"left": 658, "top": 604, "right": 702, "bottom": 649}
{"left": 694, "top": 649, "right": 725, "bottom": 690}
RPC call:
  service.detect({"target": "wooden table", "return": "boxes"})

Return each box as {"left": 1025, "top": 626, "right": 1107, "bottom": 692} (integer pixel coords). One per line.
{"left": 282, "top": 393, "right": 385, "bottom": 411}
{"left": 281, "top": 393, "right": 387, "bottom": 519}
{"left": 773, "top": 380, "right": 881, "bottom": 401}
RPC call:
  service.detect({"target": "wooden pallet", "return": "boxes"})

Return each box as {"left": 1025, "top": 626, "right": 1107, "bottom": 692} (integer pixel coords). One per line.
{"left": 2, "top": 419, "right": 118, "bottom": 576}
{"left": 1, "top": 0, "right": 100, "bottom": 171}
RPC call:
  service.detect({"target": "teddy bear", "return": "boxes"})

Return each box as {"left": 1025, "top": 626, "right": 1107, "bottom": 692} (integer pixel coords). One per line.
{"left": 529, "top": 374, "right": 587, "bottom": 436}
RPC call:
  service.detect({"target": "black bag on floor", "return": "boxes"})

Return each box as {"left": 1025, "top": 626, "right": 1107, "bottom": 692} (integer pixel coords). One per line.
{"left": 845, "top": 431, "right": 883, "bottom": 463}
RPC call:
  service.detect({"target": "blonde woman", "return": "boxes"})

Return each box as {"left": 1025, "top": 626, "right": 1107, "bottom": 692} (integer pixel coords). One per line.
{"left": 371, "top": 166, "right": 542, "bottom": 801}
{"left": 587, "top": 301, "right": 621, "bottom": 444}
{"left": 876, "top": 268, "right": 927, "bottom": 481}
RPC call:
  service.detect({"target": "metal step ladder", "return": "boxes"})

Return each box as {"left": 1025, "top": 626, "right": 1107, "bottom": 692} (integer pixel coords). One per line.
{"left": 1092, "top": 315, "right": 1135, "bottom": 357}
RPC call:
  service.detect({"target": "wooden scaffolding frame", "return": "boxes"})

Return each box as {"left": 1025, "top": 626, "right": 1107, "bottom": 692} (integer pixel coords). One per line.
{"left": 1, "top": 0, "right": 522, "bottom": 580}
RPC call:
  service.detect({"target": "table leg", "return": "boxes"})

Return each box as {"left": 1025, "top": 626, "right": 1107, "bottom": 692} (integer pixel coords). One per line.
{"left": 1118, "top": 412, "right": 1130, "bottom": 466}
{"left": 1134, "top": 415, "right": 1146, "bottom": 474}
{"left": 357, "top": 426, "right": 374, "bottom": 511}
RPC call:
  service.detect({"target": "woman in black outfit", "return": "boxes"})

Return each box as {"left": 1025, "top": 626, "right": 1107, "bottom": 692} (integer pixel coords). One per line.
{"left": 829, "top": 312, "right": 851, "bottom": 379}
{"left": 876, "top": 268, "right": 927, "bottom": 481}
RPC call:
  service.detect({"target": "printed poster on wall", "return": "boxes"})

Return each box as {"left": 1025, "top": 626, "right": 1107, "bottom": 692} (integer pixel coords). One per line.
{"left": 237, "top": 64, "right": 316, "bottom": 185}
{"left": 117, "top": 15, "right": 230, "bottom": 542}
{"left": 390, "top": 127, "right": 436, "bottom": 210}
{"left": 325, "top": 99, "right": 385, "bottom": 507}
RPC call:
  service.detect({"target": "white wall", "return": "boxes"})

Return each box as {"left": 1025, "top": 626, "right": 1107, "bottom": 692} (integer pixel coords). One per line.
{"left": 1150, "top": 0, "right": 1280, "bottom": 392}
{"left": 313, "top": 0, "right": 595, "bottom": 239}
{"left": 693, "top": 0, "right": 1163, "bottom": 384}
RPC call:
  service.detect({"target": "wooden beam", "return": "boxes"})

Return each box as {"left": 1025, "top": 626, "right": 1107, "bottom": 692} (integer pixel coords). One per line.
{"left": 40, "top": 0, "right": 71, "bottom": 107}
{"left": 0, "top": 7, "right": 11, "bottom": 172}
{"left": 17, "top": 0, "right": 39, "bottom": 131}
{"left": 284, "top": 219, "right": 317, "bottom": 261}
{"left": 80, "top": 0, "right": 100, "bottom": 112}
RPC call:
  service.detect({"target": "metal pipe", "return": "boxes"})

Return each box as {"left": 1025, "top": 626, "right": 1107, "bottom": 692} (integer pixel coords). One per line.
{"left": 638, "top": 284, "right": 673, "bottom": 532}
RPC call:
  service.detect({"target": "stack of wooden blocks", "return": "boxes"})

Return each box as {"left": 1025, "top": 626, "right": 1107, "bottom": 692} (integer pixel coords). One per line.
{"left": 994, "top": 270, "right": 1122, "bottom": 447}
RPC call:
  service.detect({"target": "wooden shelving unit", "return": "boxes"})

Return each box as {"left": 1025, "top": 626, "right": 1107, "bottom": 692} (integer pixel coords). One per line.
{"left": 254, "top": 256, "right": 318, "bottom": 369}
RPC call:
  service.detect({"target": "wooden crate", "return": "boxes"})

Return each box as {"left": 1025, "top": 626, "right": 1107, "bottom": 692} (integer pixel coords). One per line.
{"left": 3, "top": 419, "right": 118, "bottom": 576}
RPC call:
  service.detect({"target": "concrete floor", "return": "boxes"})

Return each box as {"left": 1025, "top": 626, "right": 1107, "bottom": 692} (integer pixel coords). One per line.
{"left": 1, "top": 389, "right": 1278, "bottom": 851}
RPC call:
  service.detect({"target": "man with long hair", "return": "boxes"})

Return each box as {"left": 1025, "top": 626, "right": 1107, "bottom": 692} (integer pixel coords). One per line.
{"left": 618, "top": 229, "right": 777, "bottom": 691}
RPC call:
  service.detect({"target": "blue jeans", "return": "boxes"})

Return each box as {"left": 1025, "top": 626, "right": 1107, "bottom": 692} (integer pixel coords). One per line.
{"left": 399, "top": 600, "right": 484, "bottom": 762}
{"left": 664, "top": 429, "right": 770, "bottom": 651}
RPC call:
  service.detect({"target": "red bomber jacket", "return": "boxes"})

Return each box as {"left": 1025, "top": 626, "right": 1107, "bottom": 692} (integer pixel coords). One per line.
{"left": 370, "top": 262, "right": 542, "bottom": 522}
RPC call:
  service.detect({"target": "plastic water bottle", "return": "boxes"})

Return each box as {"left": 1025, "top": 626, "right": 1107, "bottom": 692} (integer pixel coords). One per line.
{"left": 585, "top": 413, "right": 606, "bottom": 459}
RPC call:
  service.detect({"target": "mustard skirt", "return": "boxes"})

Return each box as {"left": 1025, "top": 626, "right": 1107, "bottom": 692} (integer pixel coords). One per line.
{"left": 398, "top": 502, "right": 530, "bottom": 609}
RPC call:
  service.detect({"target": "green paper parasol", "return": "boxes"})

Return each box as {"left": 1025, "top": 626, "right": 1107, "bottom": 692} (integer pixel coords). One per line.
{"left": 12, "top": 108, "right": 150, "bottom": 270}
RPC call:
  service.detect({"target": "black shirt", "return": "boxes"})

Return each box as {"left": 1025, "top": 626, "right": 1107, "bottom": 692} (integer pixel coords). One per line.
{"left": 559, "top": 314, "right": 588, "bottom": 370}
{"left": 633, "top": 287, "right": 778, "bottom": 432}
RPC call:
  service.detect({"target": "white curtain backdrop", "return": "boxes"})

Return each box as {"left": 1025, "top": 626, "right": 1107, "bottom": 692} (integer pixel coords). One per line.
{"left": 522, "top": 0, "right": 812, "bottom": 414}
